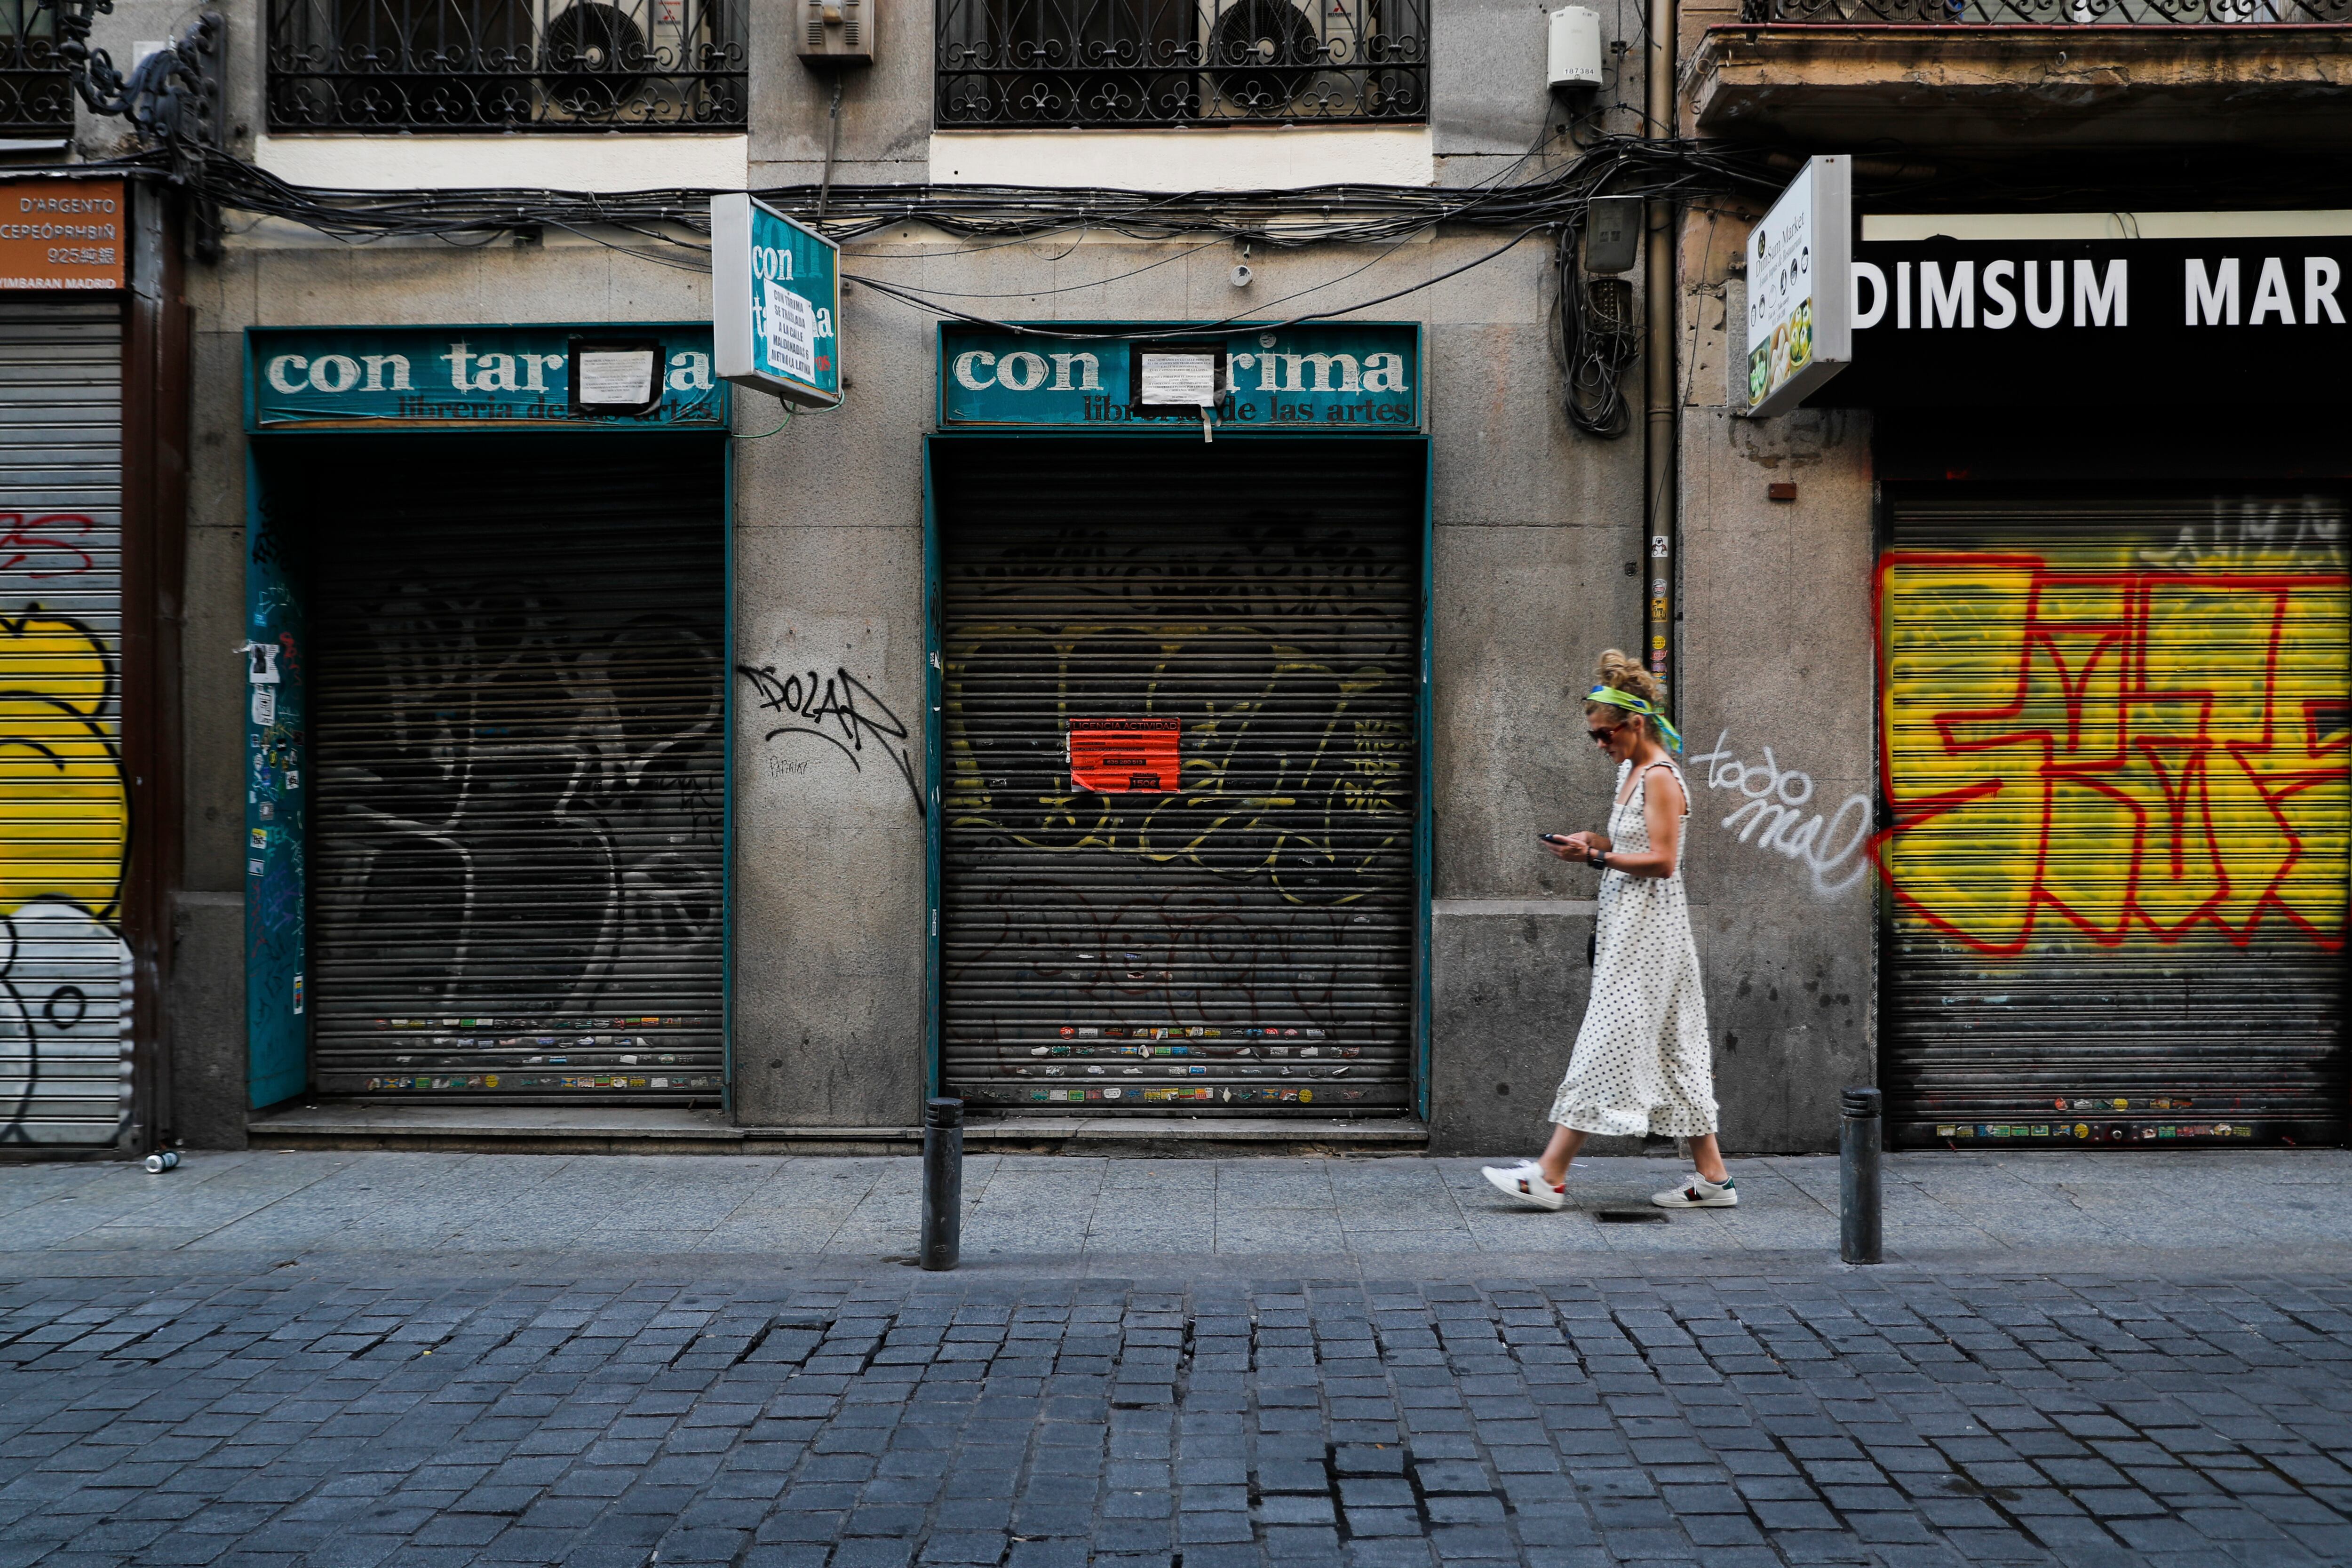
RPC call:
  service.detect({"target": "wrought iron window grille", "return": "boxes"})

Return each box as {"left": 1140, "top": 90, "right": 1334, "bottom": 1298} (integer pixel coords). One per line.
{"left": 1740, "top": 0, "right": 2345, "bottom": 21}
{"left": 936, "top": 0, "right": 1429, "bottom": 128}
{"left": 267, "top": 0, "right": 746, "bottom": 132}
{"left": 2, "top": 0, "right": 73, "bottom": 137}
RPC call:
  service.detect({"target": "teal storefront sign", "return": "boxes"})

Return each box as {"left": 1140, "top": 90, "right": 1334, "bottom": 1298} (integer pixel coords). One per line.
{"left": 246, "top": 323, "right": 726, "bottom": 431}
{"left": 711, "top": 195, "right": 843, "bottom": 409}
{"left": 939, "top": 322, "right": 1421, "bottom": 431}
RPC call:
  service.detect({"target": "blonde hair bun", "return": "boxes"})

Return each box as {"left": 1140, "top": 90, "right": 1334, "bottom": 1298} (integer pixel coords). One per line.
{"left": 1590, "top": 648, "right": 1667, "bottom": 711}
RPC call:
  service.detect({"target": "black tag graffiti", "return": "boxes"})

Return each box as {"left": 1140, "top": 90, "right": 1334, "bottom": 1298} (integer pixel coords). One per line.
{"left": 736, "top": 664, "right": 924, "bottom": 819}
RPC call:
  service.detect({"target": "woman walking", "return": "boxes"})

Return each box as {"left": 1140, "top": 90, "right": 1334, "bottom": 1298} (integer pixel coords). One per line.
{"left": 1483, "top": 651, "right": 1735, "bottom": 1212}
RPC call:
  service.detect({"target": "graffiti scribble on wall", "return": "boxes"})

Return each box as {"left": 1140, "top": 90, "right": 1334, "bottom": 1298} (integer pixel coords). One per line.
{"left": 1875, "top": 545, "right": 2350, "bottom": 956}
{"left": 0, "top": 549, "right": 134, "bottom": 1143}
{"left": 736, "top": 662, "right": 923, "bottom": 817}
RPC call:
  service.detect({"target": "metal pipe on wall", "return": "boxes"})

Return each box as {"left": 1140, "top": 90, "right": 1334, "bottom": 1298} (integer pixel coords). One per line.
{"left": 1644, "top": 0, "right": 1678, "bottom": 694}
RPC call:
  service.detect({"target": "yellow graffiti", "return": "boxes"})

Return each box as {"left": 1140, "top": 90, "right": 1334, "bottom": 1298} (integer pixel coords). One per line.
{"left": 0, "top": 612, "right": 126, "bottom": 922}
{"left": 944, "top": 621, "right": 1413, "bottom": 906}
{"left": 1876, "top": 535, "right": 2349, "bottom": 955}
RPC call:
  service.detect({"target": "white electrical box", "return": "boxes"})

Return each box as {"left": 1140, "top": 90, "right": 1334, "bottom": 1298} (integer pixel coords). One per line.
{"left": 801, "top": 0, "right": 874, "bottom": 64}
{"left": 1547, "top": 6, "right": 1602, "bottom": 91}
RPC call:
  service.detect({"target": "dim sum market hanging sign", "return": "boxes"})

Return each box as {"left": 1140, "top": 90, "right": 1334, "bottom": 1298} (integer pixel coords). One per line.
{"left": 939, "top": 322, "right": 1421, "bottom": 431}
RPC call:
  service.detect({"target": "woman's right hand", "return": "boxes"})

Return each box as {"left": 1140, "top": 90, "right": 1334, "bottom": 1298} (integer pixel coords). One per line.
{"left": 1546, "top": 831, "right": 1595, "bottom": 860}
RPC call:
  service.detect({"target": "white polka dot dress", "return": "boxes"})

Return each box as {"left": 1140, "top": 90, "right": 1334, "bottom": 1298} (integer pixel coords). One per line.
{"left": 1549, "top": 758, "right": 1719, "bottom": 1139}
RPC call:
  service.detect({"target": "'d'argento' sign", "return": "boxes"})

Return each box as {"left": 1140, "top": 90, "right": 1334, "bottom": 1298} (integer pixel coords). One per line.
{"left": 0, "top": 177, "right": 126, "bottom": 291}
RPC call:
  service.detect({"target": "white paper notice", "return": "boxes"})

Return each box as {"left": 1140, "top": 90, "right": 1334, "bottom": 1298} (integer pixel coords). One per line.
{"left": 577, "top": 349, "right": 656, "bottom": 406}
{"left": 763, "top": 280, "right": 818, "bottom": 383}
{"left": 1139, "top": 351, "right": 1219, "bottom": 406}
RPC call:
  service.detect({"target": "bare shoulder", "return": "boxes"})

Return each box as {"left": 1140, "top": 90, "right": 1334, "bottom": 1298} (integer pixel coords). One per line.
{"left": 1644, "top": 763, "right": 1687, "bottom": 812}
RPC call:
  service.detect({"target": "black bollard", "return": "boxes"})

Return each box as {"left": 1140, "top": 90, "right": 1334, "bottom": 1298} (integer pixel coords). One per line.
{"left": 921, "top": 1097, "right": 963, "bottom": 1272}
{"left": 1840, "top": 1085, "right": 1883, "bottom": 1266}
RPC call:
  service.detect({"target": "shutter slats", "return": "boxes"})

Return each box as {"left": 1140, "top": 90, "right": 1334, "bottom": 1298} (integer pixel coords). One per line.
{"left": 938, "top": 440, "right": 1422, "bottom": 1117}
{"left": 0, "top": 303, "right": 130, "bottom": 1146}
{"left": 296, "top": 440, "right": 728, "bottom": 1103}
{"left": 1881, "top": 496, "right": 2349, "bottom": 1149}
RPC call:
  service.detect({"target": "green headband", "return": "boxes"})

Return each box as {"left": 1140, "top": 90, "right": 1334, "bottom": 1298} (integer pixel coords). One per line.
{"left": 1588, "top": 685, "right": 1683, "bottom": 752}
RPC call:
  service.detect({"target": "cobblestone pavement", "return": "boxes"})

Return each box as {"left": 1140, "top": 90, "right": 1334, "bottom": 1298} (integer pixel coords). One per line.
{"left": 4, "top": 1262, "right": 2350, "bottom": 1568}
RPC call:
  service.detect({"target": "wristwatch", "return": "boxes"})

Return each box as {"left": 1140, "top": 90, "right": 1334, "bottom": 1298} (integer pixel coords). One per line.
{"left": 1587, "top": 849, "right": 1608, "bottom": 869}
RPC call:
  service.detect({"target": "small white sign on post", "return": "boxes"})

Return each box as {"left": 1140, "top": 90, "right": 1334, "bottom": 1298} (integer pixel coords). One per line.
{"left": 1744, "top": 155, "right": 1852, "bottom": 417}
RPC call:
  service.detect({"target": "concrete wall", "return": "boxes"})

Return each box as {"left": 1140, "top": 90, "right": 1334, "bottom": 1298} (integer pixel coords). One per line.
{"left": 157, "top": 0, "right": 1878, "bottom": 1153}
{"left": 1671, "top": 216, "right": 1879, "bottom": 1154}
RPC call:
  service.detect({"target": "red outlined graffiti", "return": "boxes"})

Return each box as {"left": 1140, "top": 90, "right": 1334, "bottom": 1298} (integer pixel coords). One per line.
{"left": 0, "top": 514, "right": 97, "bottom": 579}
{"left": 1871, "top": 551, "right": 2350, "bottom": 956}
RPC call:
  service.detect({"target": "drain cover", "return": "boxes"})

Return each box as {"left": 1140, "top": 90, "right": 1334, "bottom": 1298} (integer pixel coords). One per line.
{"left": 1594, "top": 1208, "right": 1667, "bottom": 1224}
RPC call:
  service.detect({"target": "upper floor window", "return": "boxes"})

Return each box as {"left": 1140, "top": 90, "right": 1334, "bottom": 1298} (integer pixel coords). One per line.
{"left": 266, "top": 0, "right": 746, "bottom": 131}
{"left": 936, "top": 0, "right": 1429, "bottom": 128}
{"left": 0, "top": 0, "right": 72, "bottom": 139}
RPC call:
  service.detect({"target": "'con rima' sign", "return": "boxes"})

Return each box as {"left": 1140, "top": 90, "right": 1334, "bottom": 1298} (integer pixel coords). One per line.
{"left": 939, "top": 323, "right": 1421, "bottom": 431}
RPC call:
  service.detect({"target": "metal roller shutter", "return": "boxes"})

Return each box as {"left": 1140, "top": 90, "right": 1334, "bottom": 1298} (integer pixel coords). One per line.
{"left": 288, "top": 438, "right": 728, "bottom": 1102}
{"left": 937, "top": 438, "right": 1423, "bottom": 1116}
{"left": 0, "top": 303, "right": 131, "bottom": 1146}
{"left": 1878, "top": 494, "right": 2349, "bottom": 1149}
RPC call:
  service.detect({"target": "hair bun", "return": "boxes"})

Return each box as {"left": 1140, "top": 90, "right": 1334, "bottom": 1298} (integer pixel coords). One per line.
{"left": 1593, "top": 647, "right": 1667, "bottom": 709}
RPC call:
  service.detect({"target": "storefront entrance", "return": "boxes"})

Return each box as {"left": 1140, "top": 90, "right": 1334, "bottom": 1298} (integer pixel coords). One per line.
{"left": 249, "top": 433, "right": 729, "bottom": 1105}
{"left": 931, "top": 438, "right": 1428, "bottom": 1115}
{"left": 1876, "top": 492, "right": 2350, "bottom": 1148}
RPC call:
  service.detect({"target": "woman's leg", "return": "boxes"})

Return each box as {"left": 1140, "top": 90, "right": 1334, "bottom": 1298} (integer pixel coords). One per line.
{"left": 1539, "top": 1124, "right": 1587, "bottom": 1186}
{"left": 1686, "top": 1133, "right": 1729, "bottom": 1185}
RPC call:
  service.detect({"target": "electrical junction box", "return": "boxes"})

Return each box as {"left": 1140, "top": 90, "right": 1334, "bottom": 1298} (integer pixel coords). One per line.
{"left": 800, "top": 0, "right": 874, "bottom": 63}
{"left": 1548, "top": 6, "right": 1602, "bottom": 91}
{"left": 1585, "top": 196, "right": 1642, "bottom": 275}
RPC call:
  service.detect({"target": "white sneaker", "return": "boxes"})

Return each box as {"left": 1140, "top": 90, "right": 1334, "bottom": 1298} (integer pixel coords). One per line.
{"left": 1483, "top": 1162, "right": 1567, "bottom": 1211}
{"left": 1653, "top": 1174, "right": 1738, "bottom": 1209}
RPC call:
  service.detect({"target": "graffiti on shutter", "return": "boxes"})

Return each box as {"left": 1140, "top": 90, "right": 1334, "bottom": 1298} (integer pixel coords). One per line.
{"left": 0, "top": 305, "right": 130, "bottom": 1145}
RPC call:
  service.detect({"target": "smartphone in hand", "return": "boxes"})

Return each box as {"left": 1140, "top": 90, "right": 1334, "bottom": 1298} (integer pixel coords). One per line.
{"left": 1538, "top": 833, "right": 1568, "bottom": 845}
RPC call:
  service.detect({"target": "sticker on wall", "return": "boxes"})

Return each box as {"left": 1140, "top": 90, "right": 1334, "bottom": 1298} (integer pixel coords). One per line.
{"left": 1068, "top": 717, "right": 1181, "bottom": 794}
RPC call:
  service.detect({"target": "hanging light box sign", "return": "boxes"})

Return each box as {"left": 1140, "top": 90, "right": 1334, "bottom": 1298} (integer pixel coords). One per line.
{"left": 712, "top": 194, "right": 842, "bottom": 409}
{"left": 1744, "top": 155, "right": 1852, "bottom": 417}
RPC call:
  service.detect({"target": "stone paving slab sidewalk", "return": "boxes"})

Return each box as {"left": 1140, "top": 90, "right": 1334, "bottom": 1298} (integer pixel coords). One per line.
{"left": 4, "top": 1150, "right": 2349, "bottom": 1273}
{"left": 3, "top": 1152, "right": 2349, "bottom": 1568}
{"left": 0, "top": 1262, "right": 2348, "bottom": 1568}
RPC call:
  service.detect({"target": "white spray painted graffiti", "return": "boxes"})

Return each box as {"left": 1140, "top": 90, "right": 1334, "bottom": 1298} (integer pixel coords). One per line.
{"left": 1687, "top": 731, "right": 1874, "bottom": 896}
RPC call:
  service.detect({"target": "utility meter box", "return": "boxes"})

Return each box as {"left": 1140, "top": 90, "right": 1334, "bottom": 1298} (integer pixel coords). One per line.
{"left": 1547, "top": 7, "right": 1602, "bottom": 90}
{"left": 1585, "top": 196, "right": 1642, "bottom": 276}
{"left": 800, "top": 0, "right": 874, "bottom": 63}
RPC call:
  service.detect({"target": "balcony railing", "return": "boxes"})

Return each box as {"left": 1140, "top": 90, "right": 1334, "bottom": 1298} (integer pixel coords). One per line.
{"left": 266, "top": 0, "right": 746, "bottom": 132}
{"left": 1, "top": 0, "right": 72, "bottom": 138}
{"left": 936, "top": 0, "right": 1429, "bottom": 128}
{"left": 1741, "top": 0, "right": 2344, "bottom": 20}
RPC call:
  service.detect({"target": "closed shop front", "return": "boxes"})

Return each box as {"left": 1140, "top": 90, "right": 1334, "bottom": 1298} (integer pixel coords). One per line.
{"left": 244, "top": 327, "right": 731, "bottom": 1107}
{"left": 0, "top": 299, "right": 133, "bottom": 1145}
{"left": 935, "top": 437, "right": 1426, "bottom": 1115}
{"left": 1876, "top": 494, "right": 2350, "bottom": 1148}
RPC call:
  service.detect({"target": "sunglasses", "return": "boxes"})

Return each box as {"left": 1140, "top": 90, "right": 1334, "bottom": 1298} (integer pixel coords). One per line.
{"left": 1587, "top": 722, "right": 1625, "bottom": 745}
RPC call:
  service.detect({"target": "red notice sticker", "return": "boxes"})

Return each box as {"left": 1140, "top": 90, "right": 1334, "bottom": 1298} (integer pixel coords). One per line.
{"left": 1068, "top": 717, "right": 1180, "bottom": 794}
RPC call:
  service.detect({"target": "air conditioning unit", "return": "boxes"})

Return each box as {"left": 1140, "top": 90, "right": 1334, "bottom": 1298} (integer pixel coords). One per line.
{"left": 1207, "top": 0, "right": 1327, "bottom": 119}
{"left": 539, "top": 0, "right": 651, "bottom": 119}
{"left": 801, "top": 0, "right": 874, "bottom": 64}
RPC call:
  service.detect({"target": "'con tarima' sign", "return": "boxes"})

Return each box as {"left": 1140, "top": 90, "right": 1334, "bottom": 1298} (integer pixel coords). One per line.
{"left": 245, "top": 325, "right": 725, "bottom": 431}
{"left": 712, "top": 195, "right": 843, "bottom": 409}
